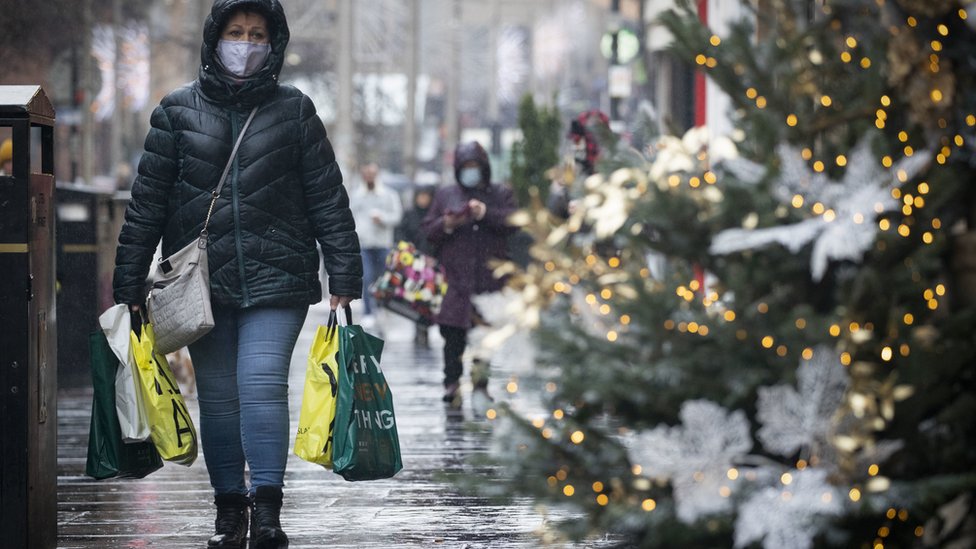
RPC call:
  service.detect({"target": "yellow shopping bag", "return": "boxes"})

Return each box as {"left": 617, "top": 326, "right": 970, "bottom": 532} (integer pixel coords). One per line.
{"left": 294, "top": 314, "right": 341, "bottom": 468}
{"left": 130, "top": 322, "right": 198, "bottom": 466}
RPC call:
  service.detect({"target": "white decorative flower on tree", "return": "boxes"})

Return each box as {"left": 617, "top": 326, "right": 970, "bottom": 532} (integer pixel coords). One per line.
{"left": 649, "top": 126, "right": 739, "bottom": 182}
{"left": 581, "top": 169, "right": 636, "bottom": 239}
{"left": 711, "top": 136, "right": 932, "bottom": 280}
{"left": 629, "top": 400, "right": 752, "bottom": 522}
{"left": 756, "top": 346, "right": 849, "bottom": 458}
{"left": 734, "top": 468, "right": 844, "bottom": 549}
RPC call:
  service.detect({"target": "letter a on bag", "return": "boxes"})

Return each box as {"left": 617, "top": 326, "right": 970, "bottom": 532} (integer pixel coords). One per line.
{"left": 131, "top": 322, "right": 199, "bottom": 465}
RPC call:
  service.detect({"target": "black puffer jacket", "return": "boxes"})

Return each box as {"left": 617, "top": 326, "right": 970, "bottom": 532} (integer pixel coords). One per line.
{"left": 113, "top": 0, "right": 362, "bottom": 308}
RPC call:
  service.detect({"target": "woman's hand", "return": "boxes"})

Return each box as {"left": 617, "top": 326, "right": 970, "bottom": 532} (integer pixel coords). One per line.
{"left": 468, "top": 199, "right": 486, "bottom": 221}
{"left": 330, "top": 295, "right": 355, "bottom": 309}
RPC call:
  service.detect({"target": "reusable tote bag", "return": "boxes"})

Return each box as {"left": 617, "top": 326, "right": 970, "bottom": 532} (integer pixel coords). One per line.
{"left": 294, "top": 311, "right": 342, "bottom": 468}
{"left": 98, "top": 304, "right": 151, "bottom": 442}
{"left": 86, "top": 330, "right": 164, "bottom": 480}
{"left": 332, "top": 308, "right": 403, "bottom": 481}
{"left": 130, "top": 320, "right": 199, "bottom": 465}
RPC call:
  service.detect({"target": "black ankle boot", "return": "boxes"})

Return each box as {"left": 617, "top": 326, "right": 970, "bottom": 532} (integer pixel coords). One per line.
{"left": 208, "top": 493, "right": 249, "bottom": 548}
{"left": 250, "top": 486, "right": 288, "bottom": 549}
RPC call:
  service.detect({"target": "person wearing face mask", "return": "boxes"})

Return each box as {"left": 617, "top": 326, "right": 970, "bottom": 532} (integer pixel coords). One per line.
{"left": 112, "top": 1, "right": 362, "bottom": 547}
{"left": 422, "top": 141, "right": 518, "bottom": 405}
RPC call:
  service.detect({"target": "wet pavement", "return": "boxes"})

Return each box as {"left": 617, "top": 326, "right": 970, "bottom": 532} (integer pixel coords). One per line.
{"left": 56, "top": 303, "right": 606, "bottom": 548}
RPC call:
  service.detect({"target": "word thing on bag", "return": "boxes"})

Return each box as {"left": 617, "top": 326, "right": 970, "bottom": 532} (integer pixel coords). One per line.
{"left": 354, "top": 409, "right": 395, "bottom": 430}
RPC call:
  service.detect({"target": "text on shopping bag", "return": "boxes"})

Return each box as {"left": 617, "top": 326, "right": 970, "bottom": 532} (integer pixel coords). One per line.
{"left": 130, "top": 322, "right": 198, "bottom": 465}
{"left": 147, "top": 349, "right": 196, "bottom": 450}
{"left": 352, "top": 354, "right": 382, "bottom": 374}
{"left": 353, "top": 408, "right": 396, "bottom": 430}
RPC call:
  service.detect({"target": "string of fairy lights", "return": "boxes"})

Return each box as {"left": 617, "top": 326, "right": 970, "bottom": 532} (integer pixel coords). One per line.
{"left": 477, "top": 4, "right": 971, "bottom": 546}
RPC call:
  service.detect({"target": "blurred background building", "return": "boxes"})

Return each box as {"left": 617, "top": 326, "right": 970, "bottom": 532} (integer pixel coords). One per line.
{"left": 0, "top": 0, "right": 733, "bottom": 188}
{"left": 0, "top": 0, "right": 761, "bottom": 382}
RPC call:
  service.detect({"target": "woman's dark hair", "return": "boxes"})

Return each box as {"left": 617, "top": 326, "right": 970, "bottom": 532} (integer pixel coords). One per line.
{"left": 221, "top": 3, "right": 276, "bottom": 41}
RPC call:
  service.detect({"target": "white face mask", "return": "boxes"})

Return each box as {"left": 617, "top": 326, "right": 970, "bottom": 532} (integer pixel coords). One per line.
{"left": 459, "top": 167, "right": 481, "bottom": 188}
{"left": 217, "top": 39, "right": 271, "bottom": 78}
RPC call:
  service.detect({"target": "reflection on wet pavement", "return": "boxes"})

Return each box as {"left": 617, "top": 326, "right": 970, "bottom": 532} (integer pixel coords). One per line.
{"left": 57, "top": 305, "right": 599, "bottom": 548}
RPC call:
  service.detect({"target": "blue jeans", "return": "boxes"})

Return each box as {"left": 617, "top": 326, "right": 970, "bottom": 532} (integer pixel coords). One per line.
{"left": 188, "top": 304, "right": 308, "bottom": 496}
{"left": 361, "top": 247, "right": 389, "bottom": 315}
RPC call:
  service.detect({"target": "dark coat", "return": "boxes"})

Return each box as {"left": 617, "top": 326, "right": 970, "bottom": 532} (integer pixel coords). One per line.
{"left": 113, "top": 0, "right": 362, "bottom": 308}
{"left": 422, "top": 143, "right": 517, "bottom": 329}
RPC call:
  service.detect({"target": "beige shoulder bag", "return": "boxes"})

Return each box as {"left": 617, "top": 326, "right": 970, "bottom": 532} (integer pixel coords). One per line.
{"left": 147, "top": 107, "right": 258, "bottom": 355}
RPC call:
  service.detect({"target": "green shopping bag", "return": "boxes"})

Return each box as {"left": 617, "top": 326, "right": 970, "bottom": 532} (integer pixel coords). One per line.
{"left": 86, "top": 329, "right": 164, "bottom": 480}
{"left": 332, "top": 308, "right": 403, "bottom": 481}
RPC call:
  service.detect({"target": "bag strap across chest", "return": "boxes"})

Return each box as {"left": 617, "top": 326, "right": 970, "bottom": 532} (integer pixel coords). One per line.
{"left": 201, "top": 106, "right": 259, "bottom": 238}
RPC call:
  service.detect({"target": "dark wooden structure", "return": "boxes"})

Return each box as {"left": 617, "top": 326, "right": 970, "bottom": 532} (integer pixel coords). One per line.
{"left": 0, "top": 85, "right": 58, "bottom": 549}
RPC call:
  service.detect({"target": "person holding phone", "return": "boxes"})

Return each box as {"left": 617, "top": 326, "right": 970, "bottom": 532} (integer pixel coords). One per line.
{"left": 422, "top": 141, "right": 517, "bottom": 404}
{"left": 349, "top": 162, "right": 403, "bottom": 329}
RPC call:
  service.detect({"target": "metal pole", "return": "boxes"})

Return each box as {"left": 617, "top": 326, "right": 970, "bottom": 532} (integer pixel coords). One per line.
{"left": 610, "top": 0, "right": 621, "bottom": 125}
{"left": 488, "top": 0, "right": 500, "bottom": 154}
{"left": 336, "top": 0, "right": 355, "bottom": 168}
{"left": 110, "top": 0, "right": 123, "bottom": 182}
{"left": 444, "top": 0, "right": 461, "bottom": 179}
{"left": 81, "top": 0, "right": 94, "bottom": 184}
{"left": 335, "top": 0, "right": 357, "bottom": 168}
{"left": 404, "top": 0, "right": 420, "bottom": 180}
{"left": 70, "top": 45, "right": 80, "bottom": 183}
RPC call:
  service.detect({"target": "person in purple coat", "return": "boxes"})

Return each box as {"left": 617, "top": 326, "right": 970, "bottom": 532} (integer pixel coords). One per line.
{"left": 422, "top": 141, "right": 518, "bottom": 403}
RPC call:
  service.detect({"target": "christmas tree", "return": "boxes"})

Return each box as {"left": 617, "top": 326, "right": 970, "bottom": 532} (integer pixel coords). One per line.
{"left": 510, "top": 93, "right": 563, "bottom": 206}
{"left": 478, "top": 1, "right": 976, "bottom": 547}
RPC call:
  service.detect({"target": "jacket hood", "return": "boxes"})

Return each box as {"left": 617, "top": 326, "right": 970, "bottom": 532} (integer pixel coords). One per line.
{"left": 453, "top": 141, "right": 492, "bottom": 188}
{"left": 198, "top": 0, "right": 290, "bottom": 108}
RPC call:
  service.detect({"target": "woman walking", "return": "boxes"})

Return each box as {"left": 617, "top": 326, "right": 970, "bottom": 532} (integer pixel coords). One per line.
{"left": 422, "top": 142, "right": 517, "bottom": 404}
{"left": 112, "top": 1, "right": 362, "bottom": 547}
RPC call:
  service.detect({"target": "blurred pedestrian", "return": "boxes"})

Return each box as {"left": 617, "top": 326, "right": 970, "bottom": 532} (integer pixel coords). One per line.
{"left": 395, "top": 184, "right": 436, "bottom": 345}
{"left": 0, "top": 138, "right": 12, "bottom": 175}
{"left": 112, "top": 1, "right": 362, "bottom": 547}
{"left": 395, "top": 184, "right": 435, "bottom": 254}
{"left": 350, "top": 162, "right": 403, "bottom": 327}
{"left": 422, "top": 141, "right": 517, "bottom": 404}
{"left": 568, "top": 110, "right": 609, "bottom": 176}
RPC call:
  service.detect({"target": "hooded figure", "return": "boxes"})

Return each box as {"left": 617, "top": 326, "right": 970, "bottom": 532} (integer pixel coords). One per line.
{"left": 422, "top": 141, "right": 518, "bottom": 403}
{"left": 115, "top": 0, "right": 361, "bottom": 308}
{"left": 112, "top": 2, "right": 361, "bottom": 547}
{"left": 395, "top": 184, "right": 437, "bottom": 255}
{"left": 199, "top": 0, "right": 290, "bottom": 108}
